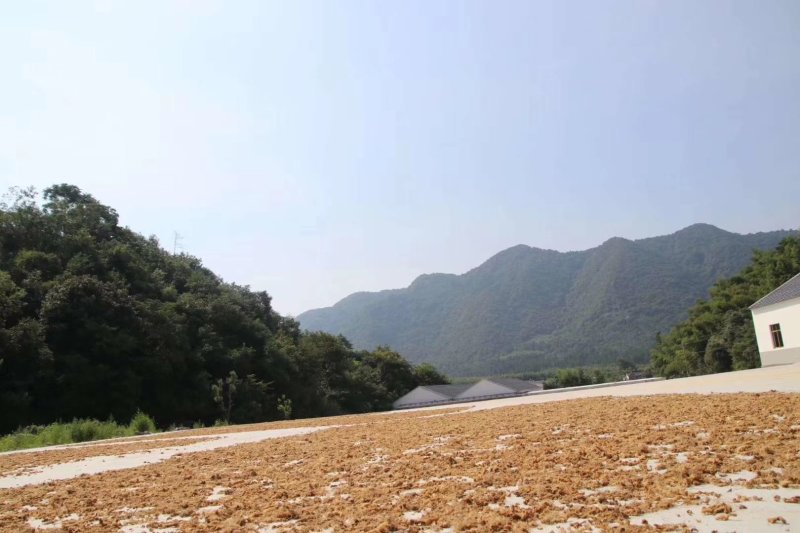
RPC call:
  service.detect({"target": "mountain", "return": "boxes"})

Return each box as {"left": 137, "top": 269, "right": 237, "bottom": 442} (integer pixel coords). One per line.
{"left": 297, "top": 224, "right": 794, "bottom": 376}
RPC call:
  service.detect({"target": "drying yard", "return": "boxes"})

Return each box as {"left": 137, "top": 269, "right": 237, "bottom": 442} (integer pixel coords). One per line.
{"left": 1, "top": 365, "right": 800, "bottom": 532}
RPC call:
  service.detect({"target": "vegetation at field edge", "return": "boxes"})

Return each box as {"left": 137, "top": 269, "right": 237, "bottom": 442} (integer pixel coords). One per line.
{"left": 0, "top": 411, "right": 158, "bottom": 452}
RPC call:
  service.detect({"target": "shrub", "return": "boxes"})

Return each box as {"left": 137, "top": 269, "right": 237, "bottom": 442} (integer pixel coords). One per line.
{"left": 129, "top": 411, "right": 156, "bottom": 434}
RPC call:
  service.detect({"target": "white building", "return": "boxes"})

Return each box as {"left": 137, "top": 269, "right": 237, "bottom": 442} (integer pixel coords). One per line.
{"left": 456, "top": 378, "right": 543, "bottom": 401}
{"left": 392, "top": 384, "right": 471, "bottom": 409}
{"left": 393, "top": 378, "right": 544, "bottom": 409}
{"left": 750, "top": 272, "right": 800, "bottom": 366}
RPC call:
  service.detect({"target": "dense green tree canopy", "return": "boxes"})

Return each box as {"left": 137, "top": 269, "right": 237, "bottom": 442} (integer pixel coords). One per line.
{"left": 651, "top": 234, "right": 800, "bottom": 377}
{"left": 0, "top": 185, "right": 446, "bottom": 433}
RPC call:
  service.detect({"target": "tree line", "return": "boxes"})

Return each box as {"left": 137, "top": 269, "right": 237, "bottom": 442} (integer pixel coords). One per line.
{"left": 651, "top": 233, "right": 800, "bottom": 377}
{"left": 0, "top": 185, "right": 447, "bottom": 434}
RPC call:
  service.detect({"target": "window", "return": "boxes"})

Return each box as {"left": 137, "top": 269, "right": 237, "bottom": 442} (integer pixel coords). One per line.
{"left": 770, "top": 323, "right": 784, "bottom": 348}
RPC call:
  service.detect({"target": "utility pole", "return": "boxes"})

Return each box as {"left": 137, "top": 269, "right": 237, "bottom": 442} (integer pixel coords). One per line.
{"left": 173, "top": 231, "right": 183, "bottom": 255}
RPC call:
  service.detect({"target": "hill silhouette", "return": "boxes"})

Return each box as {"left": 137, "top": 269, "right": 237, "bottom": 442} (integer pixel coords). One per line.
{"left": 298, "top": 224, "right": 793, "bottom": 376}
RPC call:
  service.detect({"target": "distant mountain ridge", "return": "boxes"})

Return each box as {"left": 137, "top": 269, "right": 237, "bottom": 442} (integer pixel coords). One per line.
{"left": 297, "top": 224, "right": 794, "bottom": 376}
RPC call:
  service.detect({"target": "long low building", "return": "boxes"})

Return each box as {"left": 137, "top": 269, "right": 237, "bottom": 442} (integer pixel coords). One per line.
{"left": 393, "top": 377, "right": 544, "bottom": 409}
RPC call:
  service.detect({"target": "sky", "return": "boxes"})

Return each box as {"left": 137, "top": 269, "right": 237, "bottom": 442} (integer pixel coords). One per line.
{"left": 1, "top": 1, "right": 799, "bottom": 316}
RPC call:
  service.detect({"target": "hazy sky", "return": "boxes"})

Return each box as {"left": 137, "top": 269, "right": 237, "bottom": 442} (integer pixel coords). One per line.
{"left": 2, "top": 1, "right": 799, "bottom": 315}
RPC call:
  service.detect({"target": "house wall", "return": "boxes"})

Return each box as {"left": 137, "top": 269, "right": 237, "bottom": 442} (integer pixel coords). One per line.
{"left": 456, "top": 380, "right": 514, "bottom": 400}
{"left": 752, "top": 297, "right": 800, "bottom": 366}
{"left": 393, "top": 387, "right": 447, "bottom": 408}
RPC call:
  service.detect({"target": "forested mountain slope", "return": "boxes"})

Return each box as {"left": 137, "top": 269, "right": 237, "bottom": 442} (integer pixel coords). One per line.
{"left": 0, "top": 185, "right": 446, "bottom": 434}
{"left": 651, "top": 233, "right": 800, "bottom": 377}
{"left": 298, "top": 224, "right": 793, "bottom": 376}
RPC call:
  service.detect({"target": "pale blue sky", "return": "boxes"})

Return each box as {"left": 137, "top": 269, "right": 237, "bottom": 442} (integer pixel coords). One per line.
{"left": 2, "top": 1, "right": 799, "bottom": 315}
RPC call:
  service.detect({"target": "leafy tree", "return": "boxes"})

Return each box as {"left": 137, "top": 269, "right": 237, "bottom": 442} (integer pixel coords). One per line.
{"left": 414, "top": 363, "right": 449, "bottom": 385}
{"left": 651, "top": 234, "right": 800, "bottom": 377}
{"left": 0, "top": 184, "right": 449, "bottom": 434}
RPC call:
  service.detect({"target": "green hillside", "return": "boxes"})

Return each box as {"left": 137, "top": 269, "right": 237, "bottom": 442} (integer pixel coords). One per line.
{"left": 651, "top": 234, "right": 800, "bottom": 377}
{"left": 0, "top": 185, "right": 446, "bottom": 434}
{"left": 298, "top": 224, "right": 793, "bottom": 376}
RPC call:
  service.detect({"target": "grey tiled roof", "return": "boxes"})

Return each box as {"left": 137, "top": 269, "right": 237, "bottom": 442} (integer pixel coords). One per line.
{"left": 750, "top": 272, "right": 800, "bottom": 310}
{"left": 423, "top": 384, "right": 473, "bottom": 399}
{"left": 487, "top": 377, "right": 543, "bottom": 392}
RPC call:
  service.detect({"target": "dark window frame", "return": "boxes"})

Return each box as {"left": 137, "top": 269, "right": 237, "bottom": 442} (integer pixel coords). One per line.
{"left": 769, "top": 323, "right": 784, "bottom": 349}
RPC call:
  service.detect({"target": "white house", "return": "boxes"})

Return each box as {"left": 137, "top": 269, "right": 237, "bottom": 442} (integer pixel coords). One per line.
{"left": 456, "top": 377, "right": 543, "bottom": 401}
{"left": 392, "top": 384, "right": 471, "bottom": 409}
{"left": 750, "top": 272, "right": 800, "bottom": 367}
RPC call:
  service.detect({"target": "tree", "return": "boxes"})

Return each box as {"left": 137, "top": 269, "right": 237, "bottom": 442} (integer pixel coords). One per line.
{"left": 0, "top": 184, "right": 441, "bottom": 433}
{"left": 414, "top": 363, "right": 449, "bottom": 386}
{"left": 651, "top": 234, "right": 800, "bottom": 377}
{"left": 212, "top": 371, "right": 239, "bottom": 423}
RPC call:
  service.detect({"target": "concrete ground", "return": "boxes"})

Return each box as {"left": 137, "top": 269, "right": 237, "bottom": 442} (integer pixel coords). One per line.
{"left": 1, "top": 364, "right": 798, "bottom": 532}
{"left": 428, "top": 362, "right": 800, "bottom": 413}
{"left": 2, "top": 363, "right": 798, "bottom": 488}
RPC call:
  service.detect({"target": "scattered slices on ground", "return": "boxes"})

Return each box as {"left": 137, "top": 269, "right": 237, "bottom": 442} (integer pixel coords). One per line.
{"left": 0, "top": 393, "right": 797, "bottom": 531}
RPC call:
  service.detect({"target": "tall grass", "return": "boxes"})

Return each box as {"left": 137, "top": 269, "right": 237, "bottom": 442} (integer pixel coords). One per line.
{"left": 0, "top": 412, "right": 159, "bottom": 452}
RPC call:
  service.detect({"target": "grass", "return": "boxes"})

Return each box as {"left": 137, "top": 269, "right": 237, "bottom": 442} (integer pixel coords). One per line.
{"left": 0, "top": 411, "right": 158, "bottom": 452}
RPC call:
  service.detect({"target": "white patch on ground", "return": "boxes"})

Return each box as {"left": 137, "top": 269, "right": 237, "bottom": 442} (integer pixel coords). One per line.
{"left": 747, "top": 428, "right": 780, "bottom": 435}
{"left": 116, "top": 507, "right": 140, "bottom": 514}
{"left": 0, "top": 426, "right": 328, "bottom": 489}
{"left": 674, "top": 452, "right": 690, "bottom": 464}
{"left": 503, "top": 495, "right": 530, "bottom": 508}
{"left": 27, "top": 514, "right": 79, "bottom": 530}
{"left": 418, "top": 475, "right": 475, "bottom": 485}
{"left": 120, "top": 526, "right": 179, "bottom": 533}
{"left": 653, "top": 420, "right": 695, "bottom": 430}
{"left": 647, "top": 459, "right": 667, "bottom": 474}
{"left": 400, "top": 488, "right": 424, "bottom": 496}
{"left": 529, "top": 517, "right": 601, "bottom": 532}
{"left": 323, "top": 480, "right": 347, "bottom": 499}
{"left": 717, "top": 470, "right": 758, "bottom": 483}
{"left": 580, "top": 486, "right": 618, "bottom": 497}
{"left": 497, "top": 434, "right": 521, "bottom": 441}
{"left": 157, "top": 514, "right": 190, "bottom": 522}
{"left": 630, "top": 484, "right": 800, "bottom": 530}
{"left": 207, "top": 486, "right": 230, "bottom": 502}
{"left": 365, "top": 453, "right": 388, "bottom": 465}
{"left": 736, "top": 454, "right": 755, "bottom": 462}
{"left": 493, "top": 485, "right": 519, "bottom": 493}
{"left": 283, "top": 459, "right": 303, "bottom": 467}
{"left": 486, "top": 485, "right": 530, "bottom": 509}
{"left": 403, "top": 510, "right": 426, "bottom": 522}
